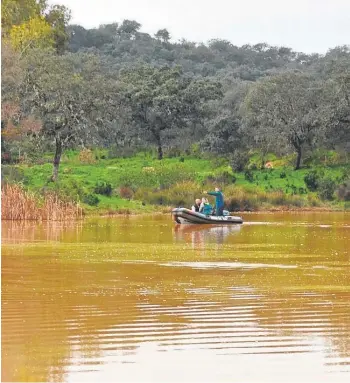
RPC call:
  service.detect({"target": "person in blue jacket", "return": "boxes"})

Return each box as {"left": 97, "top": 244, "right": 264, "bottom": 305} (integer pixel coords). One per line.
{"left": 204, "top": 187, "right": 224, "bottom": 216}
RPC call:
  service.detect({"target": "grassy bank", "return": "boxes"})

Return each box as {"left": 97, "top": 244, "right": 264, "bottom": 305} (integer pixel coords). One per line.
{"left": 2, "top": 150, "right": 350, "bottom": 217}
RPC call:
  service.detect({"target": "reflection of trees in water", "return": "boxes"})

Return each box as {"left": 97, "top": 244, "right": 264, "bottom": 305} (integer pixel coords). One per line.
{"left": 1, "top": 220, "right": 83, "bottom": 244}
{"left": 2, "top": 256, "right": 350, "bottom": 382}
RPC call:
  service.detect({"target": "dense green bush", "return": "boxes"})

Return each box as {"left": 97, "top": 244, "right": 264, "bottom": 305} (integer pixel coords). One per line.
{"left": 230, "top": 150, "right": 250, "bottom": 172}
{"left": 304, "top": 171, "right": 320, "bottom": 191}
{"left": 94, "top": 181, "right": 112, "bottom": 196}
{"left": 54, "top": 178, "right": 85, "bottom": 201}
{"left": 318, "top": 178, "right": 336, "bottom": 200}
{"left": 82, "top": 193, "right": 100, "bottom": 206}
{"left": 244, "top": 169, "right": 254, "bottom": 182}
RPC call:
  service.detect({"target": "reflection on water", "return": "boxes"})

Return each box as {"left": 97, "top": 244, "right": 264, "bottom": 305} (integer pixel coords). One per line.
{"left": 2, "top": 213, "right": 350, "bottom": 382}
{"left": 173, "top": 223, "right": 241, "bottom": 247}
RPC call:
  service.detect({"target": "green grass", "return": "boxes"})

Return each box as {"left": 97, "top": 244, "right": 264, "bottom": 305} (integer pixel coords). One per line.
{"left": 3, "top": 150, "right": 350, "bottom": 214}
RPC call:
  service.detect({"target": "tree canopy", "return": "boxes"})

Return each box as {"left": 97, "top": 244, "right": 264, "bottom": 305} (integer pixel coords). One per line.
{"left": 1, "top": 2, "right": 349, "bottom": 176}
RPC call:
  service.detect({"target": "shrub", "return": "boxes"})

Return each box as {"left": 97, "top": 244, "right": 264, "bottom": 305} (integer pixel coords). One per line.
{"left": 118, "top": 186, "right": 134, "bottom": 200}
{"left": 134, "top": 181, "right": 202, "bottom": 207}
{"left": 337, "top": 180, "right": 350, "bottom": 201}
{"left": 230, "top": 150, "right": 250, "bottom": 172}
{"left": 290, "top": 185, "right": 297, "bottom": 195}
{"left": 224, "top": 186, "right": 259, "bottom": 211}
{"left": 212, "top": 157, "right": 228, "bottom": 168}
{"left": 78, "top": 148, "right": 96, "bottom": 164}
{"left": 205, "top": 171, "right": 236, "bottom": 185}
{"left": 304, "top": 171, "right": 319, "bottom": 191}
{"left": 166, "top": 148, "right": 182, "bottom": 158}
{"left": 93, "top": 149, "right": 108, "bottom": 160}
{"left": 244, "top": 170, "right": 254, "bottom": 182}
{"left": 307, "top": 194, "right": 320, "bottom": 207}
{"left": 190, "top": 143, "right": 201, "bottom": 158}
{"left": 63, "top": 167, "right": 72, "bottom": 174}
{"left": 340, "top": 169, "right": 350, "bottom": 182}
{"left": 318, "top": 178, "right": 336, "bottom": 200}
{"left": 94, "top": 181, "right": 112, "bottom": 197}
{"left": 1, "top": 166, "right": 27, "bottom": 184}
{"left": 82, "top": 193, "right": 100, "bottom": 206}
{"left": 55, "top": 179, "right": 85, "bottom": 202}
{"left": 280, "top": 171, "right": 286, "bottom": 179}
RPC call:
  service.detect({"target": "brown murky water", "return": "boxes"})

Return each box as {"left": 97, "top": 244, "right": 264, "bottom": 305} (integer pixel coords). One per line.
{"left": 2, "top": 213, "right": 350, "bottom": 382}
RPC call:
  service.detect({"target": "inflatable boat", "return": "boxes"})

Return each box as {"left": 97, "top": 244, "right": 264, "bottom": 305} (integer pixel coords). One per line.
{"left": 172, "top": 208, "right": 243, "bottom": 225}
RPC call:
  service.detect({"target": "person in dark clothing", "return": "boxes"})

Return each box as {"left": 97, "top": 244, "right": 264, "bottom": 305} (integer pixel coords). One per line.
{"left": 191, "top": 199, "right": 201, "bottom": 212}
{"left": 204, "top": 187, "right": 224, "bottom": 216}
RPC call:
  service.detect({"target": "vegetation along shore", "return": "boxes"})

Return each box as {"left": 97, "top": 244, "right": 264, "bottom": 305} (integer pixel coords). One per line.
{"left": 1, "top": 1, "right": 349, "bottom": 220}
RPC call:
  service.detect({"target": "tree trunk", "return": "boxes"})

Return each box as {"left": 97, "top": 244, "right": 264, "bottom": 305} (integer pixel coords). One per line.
{"left": 155, "top": 133, "right": 163, "bottom": 160}
{"left": 157, "top": 142, "right": 163, "bottom": 160}
{"left": 260, "top": 149, "right": 267, "bottom": 169}
{"left": 51, "top": 138, "right": 63, "bottom": 182}
{"left": 295, "top": 146, "right": 302, "bottom": 170}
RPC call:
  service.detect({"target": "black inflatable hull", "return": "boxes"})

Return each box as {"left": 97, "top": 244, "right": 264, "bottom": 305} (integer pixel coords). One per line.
{"left": 172, "top": 208, "right": 243, "bottom": 225}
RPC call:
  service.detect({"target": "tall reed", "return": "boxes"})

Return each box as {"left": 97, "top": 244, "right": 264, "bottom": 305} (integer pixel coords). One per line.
{"left": 1, "top": 184, "right": 83, "bottom": 221}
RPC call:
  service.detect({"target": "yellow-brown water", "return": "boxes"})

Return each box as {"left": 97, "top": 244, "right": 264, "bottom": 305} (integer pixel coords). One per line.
{"left": 2, "top": 213, "right": 350, "bottom": 382}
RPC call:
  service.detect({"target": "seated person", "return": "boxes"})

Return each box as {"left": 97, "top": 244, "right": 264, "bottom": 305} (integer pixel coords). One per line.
{"left": 191, "top": 199, "right": 201, "bottom": 212}
{"left": 199, "top": 197, "right": 213, "bottom": 215}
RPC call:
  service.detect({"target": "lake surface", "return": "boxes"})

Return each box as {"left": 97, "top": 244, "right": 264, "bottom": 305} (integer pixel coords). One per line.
{"left": 2, "top": 213, "right": 350, "bottom": 382}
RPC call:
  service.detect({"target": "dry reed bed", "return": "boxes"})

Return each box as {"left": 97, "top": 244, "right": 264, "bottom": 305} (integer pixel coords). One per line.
{"left": 1, "top": 184, "right": 83, "bottom": 221}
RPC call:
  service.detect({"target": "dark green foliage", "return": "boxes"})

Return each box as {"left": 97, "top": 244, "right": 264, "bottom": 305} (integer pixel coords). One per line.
{"left": 318, "top": 178, "right": 336, "bottom": 200}
{"left": 3, "top": 8, "right": 350, "bottom": 213}
{"left": 230, "top": 150, "right": 249, "bottom": 172}
{"left": 304, "top": 171, "right": 320, "bottom": 191}
{"left": 280, "top": 171, "right": 286, "bottom": 178}
{"left": 118, "top": 65, "right": 222, "bottom": 160}
{"left": 94, "top": 181, "right": 112, "bottom": 197}
{"left": 244, "top": 170, "right": 254, "bottom": 182}
{"left": 205, "top": 171, "right": 236, "bottom": 185}
{"left": 337, "top": 180, "right": 350, "bottom": 201}
{"left": 53, "top": 178, "right": 85, "bottom": 201}
{"left": 82, "top": 193, "right": 100, "bottom": 206}
{"left": 225, "top": 196, "right": 258, "bottom": 212}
